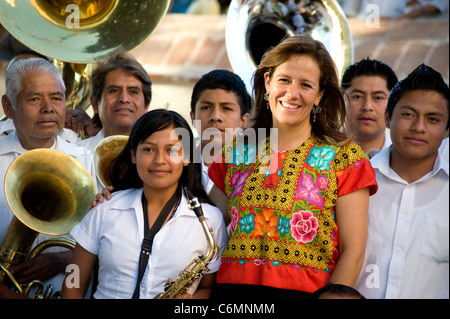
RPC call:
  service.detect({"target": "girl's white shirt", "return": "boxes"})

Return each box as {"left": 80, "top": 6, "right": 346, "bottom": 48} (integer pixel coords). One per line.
{"left": 71, "top": 187, "right": 228, "bottom": 299}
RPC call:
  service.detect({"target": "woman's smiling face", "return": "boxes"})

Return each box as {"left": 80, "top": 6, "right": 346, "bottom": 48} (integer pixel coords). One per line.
{"left": 264, "top": 54, "right": 324, "bottom": 131}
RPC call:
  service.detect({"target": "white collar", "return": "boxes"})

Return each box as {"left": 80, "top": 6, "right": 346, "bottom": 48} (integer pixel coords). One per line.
{"left": 0, "top": 131, "right": 84, "bottom": 158}
{"left": 371, "top": 145, "right": 449, "bottom": 182}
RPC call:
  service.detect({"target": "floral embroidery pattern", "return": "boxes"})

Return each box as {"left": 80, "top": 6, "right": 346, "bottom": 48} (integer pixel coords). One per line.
{"left": 230, "top": 206, "right": 239, "bottom": 234}
{"left": 290, "top": 211, "right": 319, "bottom": 243}
{"left": 277, "top": 216, "right": 290, "bottom": 236}
{"left": 295, "top": 172, "right": 328, "bottom": 209}
{"left": 254, "top": 208, "right": 279, "bottom": 239}
{"left": 230, "top": 168, "right": 252, "bottom": 198}
{"left": 306, "top": 145, "right": 336, "bottom": 171}
{"left": 222, "top": 137, "right": 371, "bottom": 271}
{"left": 239, "top": 213, "right": 254, "bottom": 234}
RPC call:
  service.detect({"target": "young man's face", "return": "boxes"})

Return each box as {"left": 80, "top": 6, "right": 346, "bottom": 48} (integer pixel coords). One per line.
{"left": 345, "top": 76, "right": 390, "bottom": 142}
{"left": 190, "top": 88, "right": 248, "bottom": 153}
{"left": 387, "top": 89, "right": 449, "bottom": 162}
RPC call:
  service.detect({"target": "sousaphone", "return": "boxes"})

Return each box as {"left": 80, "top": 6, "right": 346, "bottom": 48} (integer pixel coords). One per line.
{"left": 225, "top": 0, "right": 354, "bottom": 94}
{"left": 0, "top": 149, "right": 97, "bottom": 298}
{"left": 0, "top": 0, "right": 170, "bottom": 110}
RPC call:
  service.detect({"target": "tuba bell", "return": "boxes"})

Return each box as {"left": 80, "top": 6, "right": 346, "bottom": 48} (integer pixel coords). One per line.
{"left": 225, "top": 0, "right": 354, "bottom": 94}
{"left": 93, "top": 135, "right": 129, "bottom": 188}
{"left": 0, "top": 149, "right": 97, "bottom": 298}
{"left": 0, "top": 0, "right": 170, "bottom": 111}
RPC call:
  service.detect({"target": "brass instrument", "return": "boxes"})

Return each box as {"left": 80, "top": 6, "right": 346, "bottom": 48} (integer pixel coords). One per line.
{"left": 154, "top": 186, "right": 219, "bottom": 299}
{"left": 0, "top": 149, "right": 97, "bottom": 298}
{"left": 0, "top": 0, "right": 170, "bottom": 111}
{"left": 225, "top": 0, "right": 354, "bottom": 94}
{"left": 53, "top": 60, "right": 93, "bottom": 111}
{"left": 93, "top": 135, "right": 129, "bottom": 188}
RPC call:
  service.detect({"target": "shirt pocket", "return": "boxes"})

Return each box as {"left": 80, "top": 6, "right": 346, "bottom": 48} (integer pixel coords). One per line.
{"left": 420, "top": 213, "right": 449, "bottom": 264}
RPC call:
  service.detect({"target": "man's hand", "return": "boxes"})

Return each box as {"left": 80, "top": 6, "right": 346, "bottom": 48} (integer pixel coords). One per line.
{"left": 0, "top": 282, "right": 28, "bottom": 299}
{"left": 65, "top": 109, "right": 100, "bottom": 138}
{"left": 10, "top": 251, "right": 71, "bottom": 284}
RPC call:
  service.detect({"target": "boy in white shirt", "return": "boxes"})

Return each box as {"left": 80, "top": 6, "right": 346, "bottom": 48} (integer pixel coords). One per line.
{"left": 355, "top": 64, "right": 449, "bottom": 298}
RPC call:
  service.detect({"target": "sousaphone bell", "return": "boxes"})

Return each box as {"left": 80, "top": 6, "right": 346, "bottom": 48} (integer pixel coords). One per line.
{"left": 0, "top": 0, "right": 170, "bottom": 110}
{"left": 225, "top": 0, "right": 354, "bottom": 94}
{"left": 94, "top": 135, "right": 129, "bottom": 188}
{"left": 0, "top": 149, "right": 97, "bottom": 298}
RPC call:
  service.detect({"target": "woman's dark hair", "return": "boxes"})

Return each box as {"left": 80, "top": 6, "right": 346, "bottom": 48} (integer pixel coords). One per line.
{"left": 109, "top": 109, "right": 212, "bottom": 204}
{"left": 252, "top": 35, "right": 350, "bottom": 145}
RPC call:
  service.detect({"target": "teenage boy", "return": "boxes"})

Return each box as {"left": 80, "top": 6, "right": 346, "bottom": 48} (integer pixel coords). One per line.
{"left": 189, "top": 69, "right": 252, "bottom": 192}
{"left": 355, "top": 64, "right": 449, "bottom": 299}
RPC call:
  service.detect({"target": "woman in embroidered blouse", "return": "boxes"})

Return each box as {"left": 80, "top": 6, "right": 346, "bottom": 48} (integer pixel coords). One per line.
{"left": 208, "top": 35, "right": 378, "bottom": 298}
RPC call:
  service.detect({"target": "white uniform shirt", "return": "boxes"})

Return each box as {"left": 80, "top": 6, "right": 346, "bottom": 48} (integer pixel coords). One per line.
{"left": 70, "top": 187, "right": 228, "bottom": 299}
{"left": 367, "top": 130, "right": 392, "bottom": 159}
{"left": 0, "top": 118, "right": 15, "bottom": 137}
{"left": 77, "top": 129, "right": 105, "bottom": 153}
{"left": 439, "top": 137, "right": 448, "bottom": 163}
{"left": 201, "top": 160, "right": 214, "bottom": 194}
{"left": 0, "top": 132, "right": 101, "bottom": 243}
{"left": 355, "top": 145, "right": 449, "bottom": 299}
{"left": 0, "top": 118, "right": 80, "bottom": 144}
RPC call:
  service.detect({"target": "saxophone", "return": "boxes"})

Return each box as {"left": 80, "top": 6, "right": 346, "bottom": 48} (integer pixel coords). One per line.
{"left": 154, "top": 186, "right": 220, "bottom": 299}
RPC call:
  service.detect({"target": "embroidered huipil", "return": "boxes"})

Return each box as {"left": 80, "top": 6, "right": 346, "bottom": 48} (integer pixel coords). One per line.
{"left": 208, "top": 136, "right": 377, "bottom": 293}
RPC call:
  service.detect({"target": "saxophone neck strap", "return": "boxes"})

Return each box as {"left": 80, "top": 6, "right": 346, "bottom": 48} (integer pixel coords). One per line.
{"left": 132, "top": 185, "right": 181, "bottom": 299}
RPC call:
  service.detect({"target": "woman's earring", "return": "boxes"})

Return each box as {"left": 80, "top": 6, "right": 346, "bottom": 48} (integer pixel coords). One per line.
{"left": 264, "top": 92, "right": 270, "bottom": 109}
{"left": 312, "top": 104, "right": 321, "bottom": 123}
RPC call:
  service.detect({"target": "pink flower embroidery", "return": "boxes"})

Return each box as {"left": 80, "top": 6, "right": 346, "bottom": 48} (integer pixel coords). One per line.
{"left": 295, "top": 173, "right": 328, "bottom": 208}
{"left": 290, "top": 211, "right": 319, "bottom": 243}
{"left": 230, "top": 206, "right": 239, "bottom": 234}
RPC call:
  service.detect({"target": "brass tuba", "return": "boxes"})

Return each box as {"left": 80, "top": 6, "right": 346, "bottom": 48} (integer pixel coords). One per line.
{"left": 0, "top": 149, "right": 97, "bottom": 298}
{"left": 93, "top": 135, "right": 129, "bottom": 188}
{"left": 225, "top": 0, "right": 354, "bottom": 94}
{"left": 0, "top": 0, "right": 170, "bottom": 111}
{"left": 154, "top": 187, "right": 220, "bottom": 299}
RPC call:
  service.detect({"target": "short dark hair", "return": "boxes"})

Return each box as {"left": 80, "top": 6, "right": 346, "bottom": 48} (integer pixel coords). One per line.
{"left": 386, "top": 64, "right": 449, "bottom": 129}
{"left": 341, "top": 58, "right": 398, "bottom": 91}
{"left": 311, "top": 284, "right": 366, "bottom": 299}
{"left": 190, "top": 69, "right": 252, "bottom": 117}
